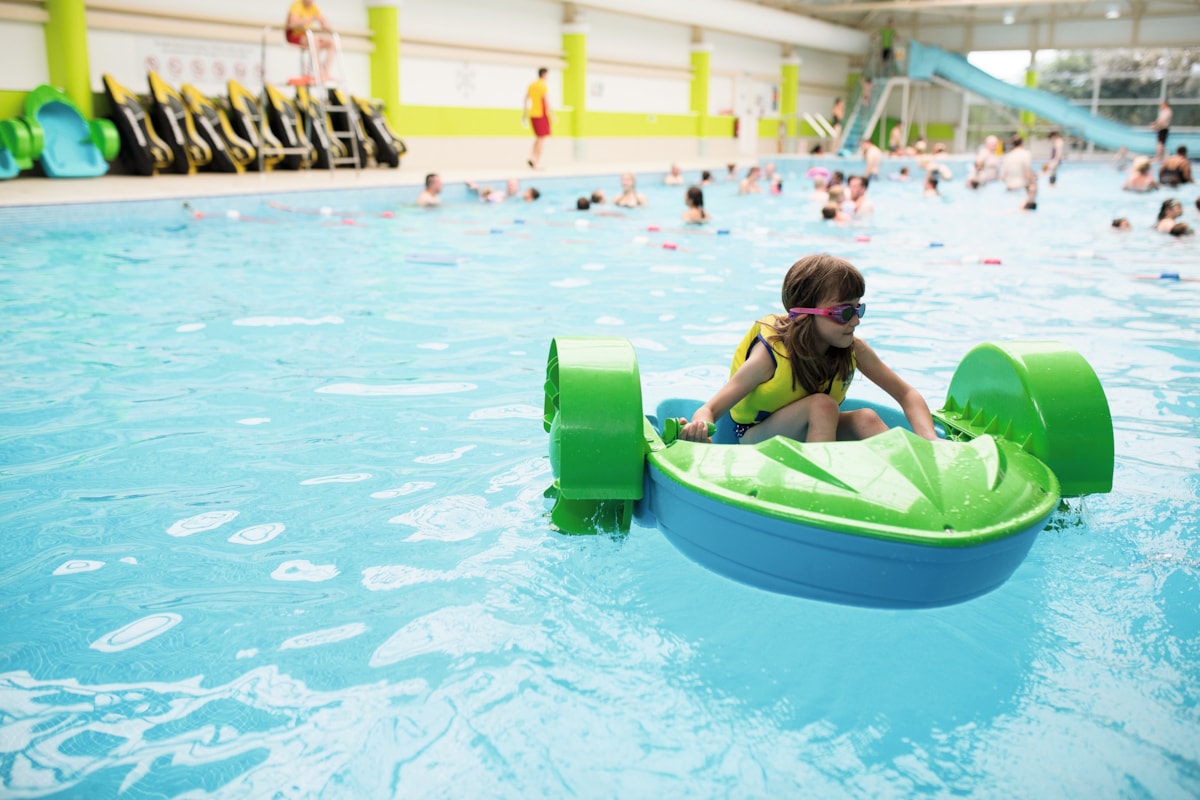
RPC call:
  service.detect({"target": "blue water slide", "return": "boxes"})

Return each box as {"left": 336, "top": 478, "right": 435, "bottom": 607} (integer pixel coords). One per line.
{"left": 907, "top": 40, "right": 1199, "bottom": 156}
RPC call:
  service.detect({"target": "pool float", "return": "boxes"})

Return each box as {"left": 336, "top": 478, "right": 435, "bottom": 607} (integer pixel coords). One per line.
{"left": 353, "top": 95, "right": 406, "bottom": 168}
{"left": 147, "top": 71, "right": 212, "bottom": 175}
{"left": 103, "top": 73, "right": 173, "bottom": 176}
{"left": 542, "top": 337, "right": 1113, "bottom": 608}
{"left": 226, "top": 79, "right": 286, "bottom": 171}
{"left": 18, "top": 85, "right": 119, "bottom": 178}
{"left": 180, "top": 84, "right": 254, "bottom": 173}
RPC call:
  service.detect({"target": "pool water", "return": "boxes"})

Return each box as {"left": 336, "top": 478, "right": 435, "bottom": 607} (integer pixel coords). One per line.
{"left": 2, "top": 162, "right": 1198, "bottom": 798}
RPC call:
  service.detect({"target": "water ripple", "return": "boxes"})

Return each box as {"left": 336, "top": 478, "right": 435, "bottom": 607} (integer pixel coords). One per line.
{"left": 166, "top": 511, "right": 239, "bottom": 538}
{"left": 90, "top": 613, "right": 183, "bottom": 652}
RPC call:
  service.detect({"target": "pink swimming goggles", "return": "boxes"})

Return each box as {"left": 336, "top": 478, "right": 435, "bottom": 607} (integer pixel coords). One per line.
{"left": 788, "top": 303, "right": 866, "bottom": 323}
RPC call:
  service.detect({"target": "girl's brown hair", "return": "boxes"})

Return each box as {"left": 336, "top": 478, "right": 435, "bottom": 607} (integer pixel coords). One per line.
{"left": 766, "top": 254, "right": 864, "bottom": 393}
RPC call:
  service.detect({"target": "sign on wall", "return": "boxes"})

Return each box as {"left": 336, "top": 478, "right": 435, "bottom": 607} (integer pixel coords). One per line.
{"left": 136, "top": 36, "right": 260, "bottom": 92}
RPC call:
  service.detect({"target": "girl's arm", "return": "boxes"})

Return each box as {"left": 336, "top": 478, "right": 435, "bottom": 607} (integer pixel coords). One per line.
{"left": 679, "top": 342, "right": 776, "bottom": 442}
{"left": 853, "top": 338, "right": 938, "bottom": 441}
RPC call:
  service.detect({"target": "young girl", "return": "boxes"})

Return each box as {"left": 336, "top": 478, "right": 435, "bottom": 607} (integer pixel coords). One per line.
{"left": 1156, "top": 198, "right": 1184, "bottom": 232}
{"left": 681, "top": 185, "right": 710, "bottom": 224}
{"left": 678, "top": 254, "right": 938, "bottom": 444}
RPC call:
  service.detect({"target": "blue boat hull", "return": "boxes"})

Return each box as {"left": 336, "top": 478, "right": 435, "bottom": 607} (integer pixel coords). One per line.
{"left": 640, "top": 460, "right": 1050, "bottom": 609}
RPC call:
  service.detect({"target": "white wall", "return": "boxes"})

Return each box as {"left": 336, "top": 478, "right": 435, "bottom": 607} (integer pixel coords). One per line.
{"left": 585, "top": 8, "right": 692, "bottom": 68}
{"left": 0, "top": 21, "right": 49, "bottom": 92}
{"left": 400, "top": 0, "right": 562, "bottom": 56}
{"left": 587, "top": 72, "right": 691, "bottom": 114}
{"left": 400, "top": 57, "right": 553, "bottom": 110}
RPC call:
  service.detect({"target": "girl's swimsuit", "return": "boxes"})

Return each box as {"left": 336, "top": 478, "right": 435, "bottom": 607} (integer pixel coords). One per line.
{"left": 729, "top": 316, "right": 854, "bottom": 438}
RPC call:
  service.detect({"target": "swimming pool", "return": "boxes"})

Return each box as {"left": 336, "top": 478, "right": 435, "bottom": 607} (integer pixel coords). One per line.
{"left": 2, "top": 161, "right": 1198, "bottom": 797}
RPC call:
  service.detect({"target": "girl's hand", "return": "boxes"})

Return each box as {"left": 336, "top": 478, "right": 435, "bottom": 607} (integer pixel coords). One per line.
{"left": 678, "top": 418, "right": 714, "bottom": 443}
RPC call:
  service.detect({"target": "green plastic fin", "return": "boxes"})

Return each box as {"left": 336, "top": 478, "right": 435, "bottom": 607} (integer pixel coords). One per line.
{"left": 550, "top": 495, "right": 633, "bottom": 536}
{"left": 934, "top": 341, "right": 1113, "bottom": 496}
{"left": 0, "top": 119, "right": 33, "bottom": 169}
{"left": 89, "top": 118, "right": 121, "bottom": 160}
{"left": 543, "top": 337, "right": 646, "bottom": 534}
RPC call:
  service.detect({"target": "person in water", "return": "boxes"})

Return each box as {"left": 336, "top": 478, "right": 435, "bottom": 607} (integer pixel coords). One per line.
{"left": 681, "top": 185, "right": 710, "bottom": 224}
{"left": 677, "top": 254, "right": 937, "bottom": 444}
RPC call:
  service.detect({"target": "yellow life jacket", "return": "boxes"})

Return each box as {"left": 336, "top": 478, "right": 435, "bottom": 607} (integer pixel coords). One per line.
{"left": 729, "top": 316, "right": 854, "bottom": 425}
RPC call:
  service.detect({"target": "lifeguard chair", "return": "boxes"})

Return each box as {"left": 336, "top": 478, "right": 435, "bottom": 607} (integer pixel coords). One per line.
{"left": 255, "top": 21, "right": 361, "bottom": 174}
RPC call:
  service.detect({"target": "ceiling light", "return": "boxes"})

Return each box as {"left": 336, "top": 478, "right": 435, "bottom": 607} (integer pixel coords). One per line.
{"left": 1003, "top": 11, "right": 1015, "bottom": 24}
{"left": 1105, "top": 5, "right": 1120, "bottom": 18}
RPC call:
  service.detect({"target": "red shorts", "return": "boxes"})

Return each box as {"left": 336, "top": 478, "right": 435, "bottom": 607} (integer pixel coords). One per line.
{"left": 531, "top": 116, "right": 551, "bottom": 138}
{"left": 286, "top": 29, "right": 305, "bottom": 45}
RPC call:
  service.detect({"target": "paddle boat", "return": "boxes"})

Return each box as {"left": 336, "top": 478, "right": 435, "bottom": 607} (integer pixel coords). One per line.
{"left": 9, "top": 85, "right": 119, "bottom": 178}
{"left": 543, "top": 337, "right": 1113, "bottom": 608}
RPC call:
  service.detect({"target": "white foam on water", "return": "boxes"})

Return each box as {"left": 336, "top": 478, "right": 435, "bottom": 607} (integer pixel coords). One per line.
{"left": 369, "top": 604, "right": 535, "bottom": 667}
{"left": 90, "top": 613, "right": 182, "bottom": 652}
{"left": 236, "top": 648, "right": 258, "bottom": 659}
{"left": 551, "top": 278, "right": 590, "bottom": 288}
{"left": 176, "top": 323, "right": 205, "bottom": 332}
{"left": 228, "top": 522, "right": 286, "bottom": 545}
{"left": 361, "top": 564, "right": 453, "bottom": 591}
{"left": 120, "top": 557, "right": 137, "bottom": 565}
{"left": 417, "top": 342, "right": 449, "bottom": 350}
{"left": 370, "top": 481, "right": 436, "bottom": 499}
{"left": 279, "top": 622, "right": 368, "bottom": 650}
{"left": 233, "top": 316, "right": 344, "bottom": 327}
{"left": 414, "top": 445, "right": 475, "bottom": 465}
{"left": 236, "top": 417, "right": 271, "bottom": 425}
{"left": 315, "top": 382, "right": 476, "bottom": 396}
{"left": 300, "top": 473, "right": 372, "bottom": 486}
{"left": 629, "top": 338, "right": 668, "bottom": 352}
{"left": 53, "top": 560, "right": 104, "bottom": 576}
{"left": 167, "top": 510, "right": 239, "bottom": 537}
{"left": 650, "top": 265, "right": 705, "bottom": 275}
{"left": 486, "top": 457, "right": 552, "bottom": 494}
{"left": 659, "top": 313, "right": 677, "bottom": 322}
{"left": 595, "top": 316, "right": 624, "bottom": 326}
{"left": 389, "top": 494, "right": 503, "bottom": 542}
{"left": 468, "top": 405, "right": 542, "bottom": 420}
{"left": 271, "top": 560, "right": 339, "bottom": 582}
{"left": 580, "top": 262, "right": 605, "bottom": 271}
{"left": 682, "top": 332, "right": 744, "bottom": 347}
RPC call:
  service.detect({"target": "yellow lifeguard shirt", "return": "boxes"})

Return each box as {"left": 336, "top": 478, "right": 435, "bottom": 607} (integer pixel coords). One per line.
{"left": 288, "top": 0, "right": 322, "bottom": 31}
{"left": 526, "top": 80, "right": 547, "bottom": 118}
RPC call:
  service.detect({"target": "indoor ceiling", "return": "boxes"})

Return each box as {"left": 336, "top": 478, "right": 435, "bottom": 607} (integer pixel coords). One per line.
{"left": 749, "top": 0, "right": 1200, "bottom": 33}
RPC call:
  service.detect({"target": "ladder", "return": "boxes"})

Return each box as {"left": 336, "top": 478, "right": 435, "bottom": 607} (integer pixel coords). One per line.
{"left": 259, "top": 25, "right": 361, "bottom": 174}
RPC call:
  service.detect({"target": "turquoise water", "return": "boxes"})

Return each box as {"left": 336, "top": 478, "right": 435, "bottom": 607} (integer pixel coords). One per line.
{"left": 2, "top": 163, "right": 1198, "bottom": 798}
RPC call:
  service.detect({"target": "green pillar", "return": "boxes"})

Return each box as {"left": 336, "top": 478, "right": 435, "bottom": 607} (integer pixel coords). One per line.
{"left": 1021, "top": 66, "right": 1037, "bottom": 132}
{"left": 781, "top": 57, "right": 800, "bottom": 147}
{"left": 367, "top": 1, "right": 401, "bottom": 131}
{"left": 44, "top": 0, "right": 92, "bottom": 118}
{"left": 690, "top": 43, "right": 711, "bottom": 145}
{"left": 562, "top": 23, "right": 587, "bottom": 159}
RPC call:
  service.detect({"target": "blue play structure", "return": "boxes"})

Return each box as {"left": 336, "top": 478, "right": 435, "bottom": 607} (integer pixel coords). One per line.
{"left": 907, "top": 41, "right": 1200, "bottom": 155}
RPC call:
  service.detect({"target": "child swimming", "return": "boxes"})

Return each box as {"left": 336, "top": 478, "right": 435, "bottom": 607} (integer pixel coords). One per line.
{"left": 678, "top": 254, "right": 938, "bottom": 444}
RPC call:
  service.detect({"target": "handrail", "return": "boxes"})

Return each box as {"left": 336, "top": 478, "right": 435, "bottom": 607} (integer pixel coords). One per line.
{"left": 804, "top": 112, "right": 836, "bottom": 139}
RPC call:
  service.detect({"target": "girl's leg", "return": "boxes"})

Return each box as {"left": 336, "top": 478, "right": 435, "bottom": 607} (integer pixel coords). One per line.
{"left": 742, "top": 393, "right": 840, "bottom": 444}
{"left": 836, "top": 408, "right": 887, "bottom": 441}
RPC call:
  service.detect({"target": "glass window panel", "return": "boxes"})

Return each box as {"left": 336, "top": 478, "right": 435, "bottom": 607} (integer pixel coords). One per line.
{"left": 1098, "top": 76, "right": 1161, "bottom": 100}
